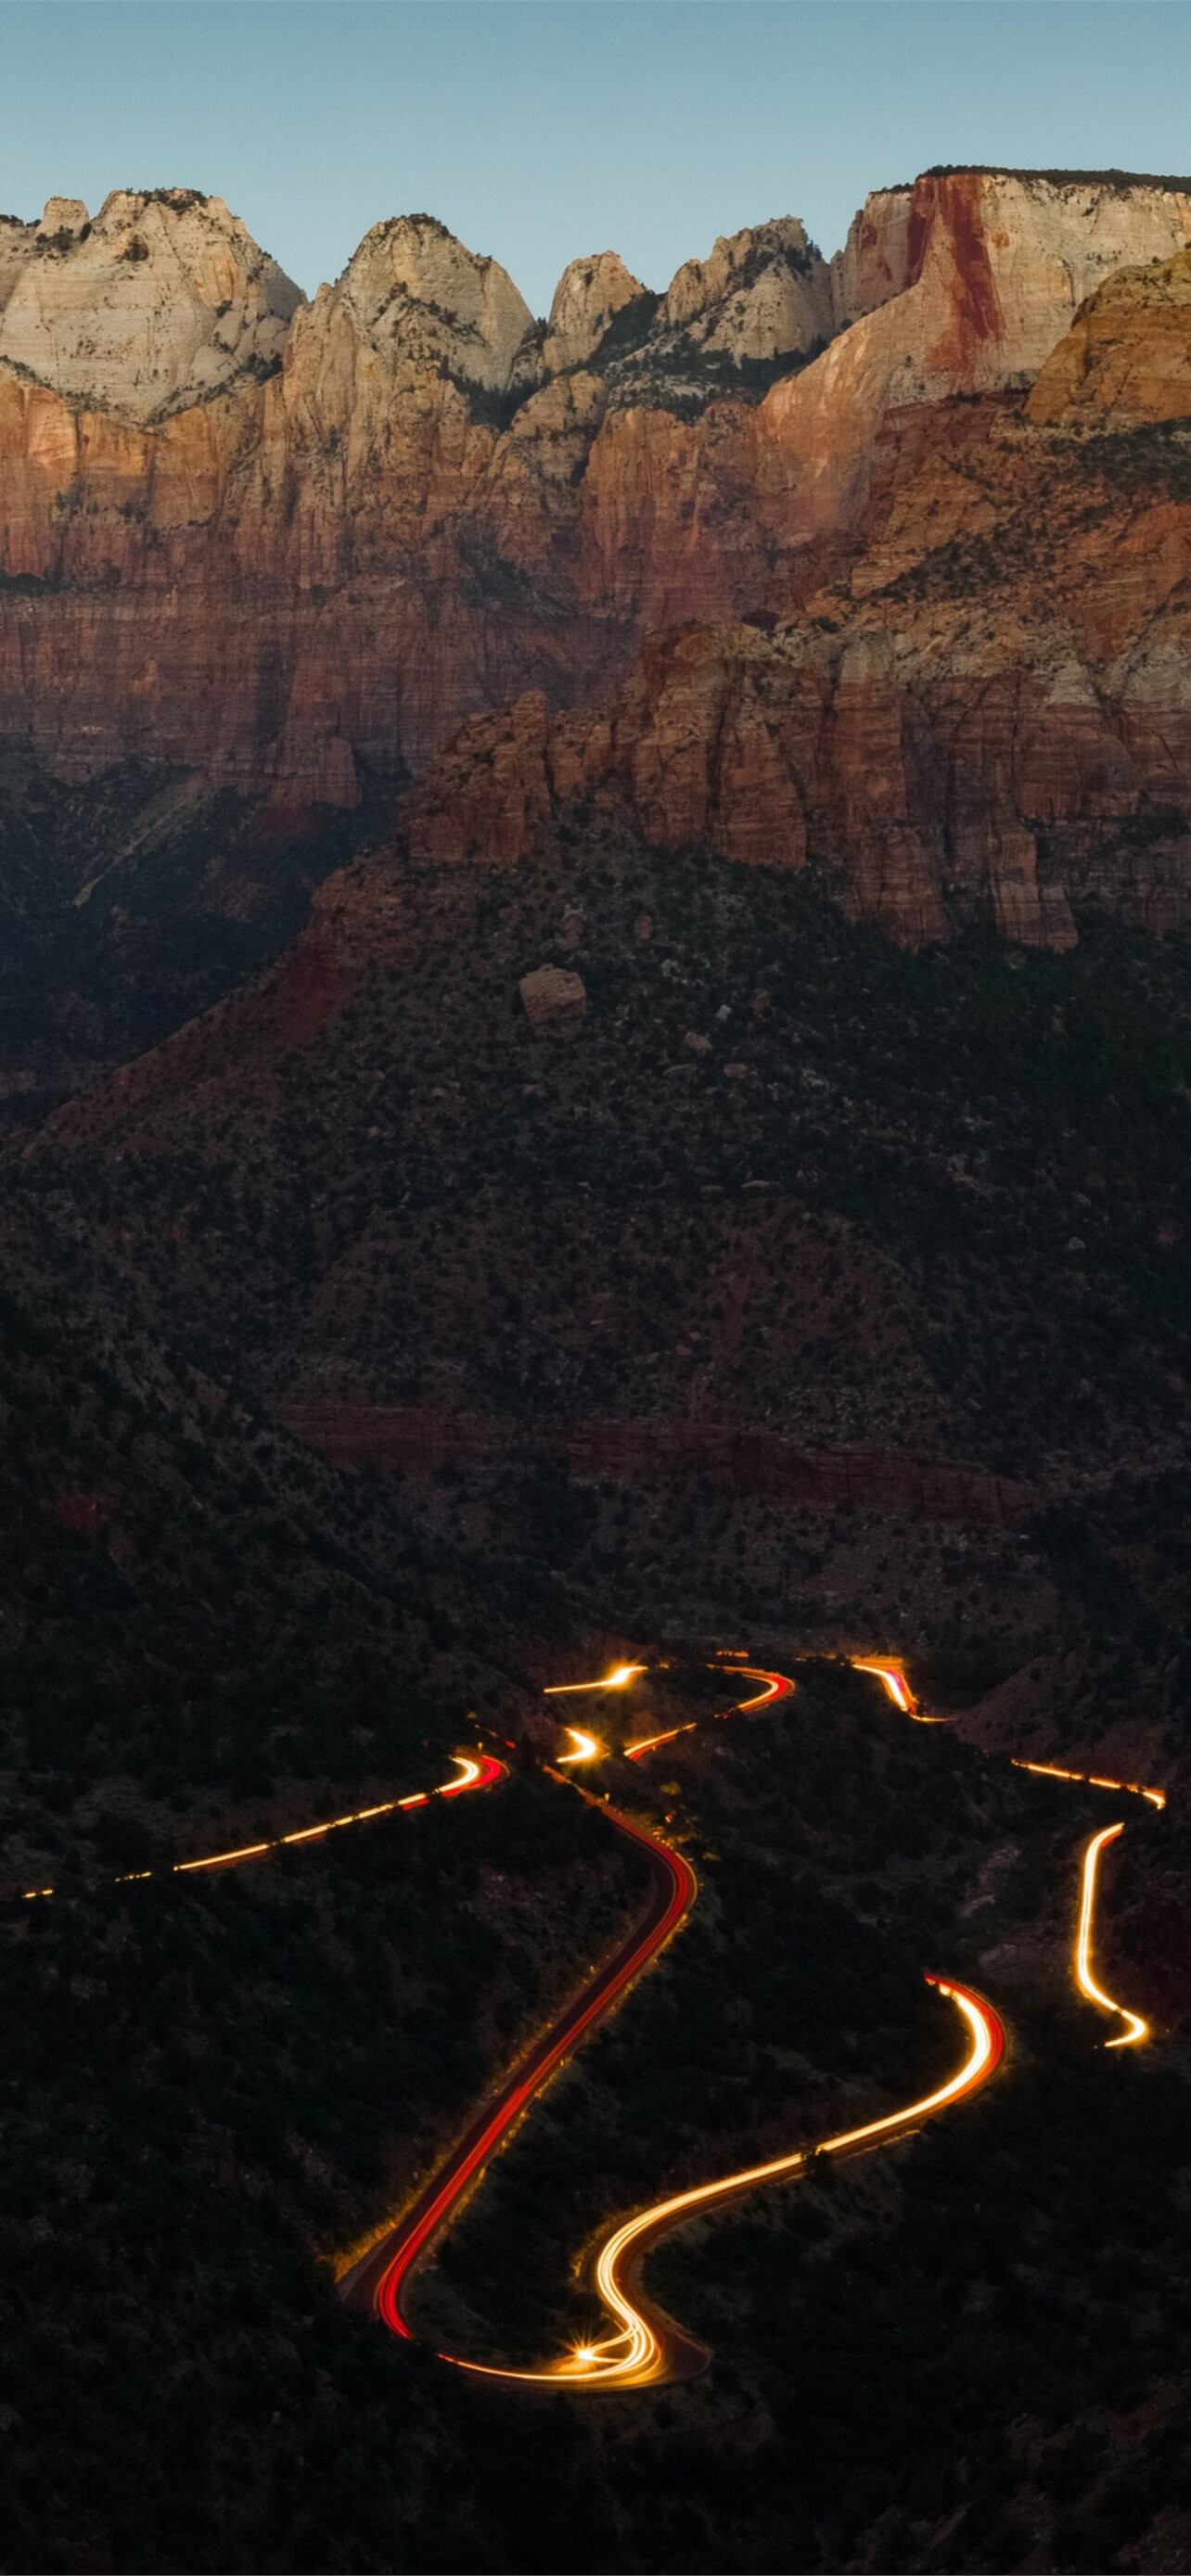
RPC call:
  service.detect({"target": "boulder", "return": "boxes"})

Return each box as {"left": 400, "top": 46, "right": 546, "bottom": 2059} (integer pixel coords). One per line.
{"left": 519, "top": 965, "right": 587, "bottom": 1031}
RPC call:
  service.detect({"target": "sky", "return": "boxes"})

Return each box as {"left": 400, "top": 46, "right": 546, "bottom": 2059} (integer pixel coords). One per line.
{"left": 4, "top": 1, "right": 1191, "bottom": 315}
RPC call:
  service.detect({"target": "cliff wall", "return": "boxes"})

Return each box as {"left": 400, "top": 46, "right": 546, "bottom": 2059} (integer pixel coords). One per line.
{"left": 2, "top": 169, "right": 1190, "bottom": 821}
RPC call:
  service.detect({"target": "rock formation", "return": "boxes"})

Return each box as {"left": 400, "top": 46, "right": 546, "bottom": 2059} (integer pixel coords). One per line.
{"left": 0, "top": 187, "right": 301, "bottom": 420}
{"left": 1028, "top": 243, "right": 1191, "bottom": 426}
{"left": 757, "top": 169, "right": 1191, "bottom": 535}
{"left": 2, "top": 165, "right": 1191, "bottom": 950}
{"left": 543, "top": 252, "right": 650, "bottom": 373}
{"left": 328, "top": 211, "right": 538, "bottom": 393}
{"left": 601, "top": 218, "right": 833, "bottom": 408}
{"left": 519, "top": 963, "right": 586, "bottom": 1030}
{"left": 401, "top": 270, "right": 1191, "bottom": 953}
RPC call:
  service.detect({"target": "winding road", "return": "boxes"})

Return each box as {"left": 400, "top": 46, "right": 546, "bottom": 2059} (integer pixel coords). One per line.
{"left": 340, "top": 1788, "right": 698, "bottom": 2338}
{"left": 19, "top": 1751, "right": 504, "bottom": 1903}
{"left": 342, "top": 1651, "right": 1160, "bottom": 2389}
{"left": 20, "top": 1639, "right": 1159, "bottom": 2391}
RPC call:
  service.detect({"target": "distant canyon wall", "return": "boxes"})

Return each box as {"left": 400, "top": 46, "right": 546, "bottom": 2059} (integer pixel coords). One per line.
{"left": 0, "top": 172, "right": 1186, "bottom": 791}
{"left": 4, "top": 172, "right": 1191, "bottom": 946}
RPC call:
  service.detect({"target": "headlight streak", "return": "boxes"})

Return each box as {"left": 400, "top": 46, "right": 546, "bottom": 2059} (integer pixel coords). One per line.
{"left": 624, "top": 1723, "right": 697, "bottom": 1761}
{"left": 443, "top": 1976, "right": 1004, "bottom": 2391}
{"left": 365, "top": 1647, "right": 1162, "bottom": 2383}
{"left": 1011, "top": 1755, "right": 1165, "bottom": 1811}
{"left": 361, "top": 1802, "right": 699, "bottom": 2341}
{"left": 1075, "top": 1823, "right": 1148, "bottom": 2047}
{"left": 851, "top": 1657, "right": 944, "bottom": 1722}
{"left": 544, "top": 1665, "right": 646, "bottom": 1695}
{"left": 852, "top": 1656, "right": 914, "bottom": 1713}
{"left": 19, "top": 1752, "right": 503, "bottom": 1901}
{"left": 856, "top": 1696, "right": 1158, "bottom": 2047}
{"left": 557, "top": 1729, "right": 603, "bottom": 1765}
{"left": 726, "top": 1665, "right": 795, "bottom": 1711}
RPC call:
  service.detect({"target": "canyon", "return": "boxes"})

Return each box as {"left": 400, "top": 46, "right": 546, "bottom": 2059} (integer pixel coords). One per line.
{"left": 2, "top": 167, "right": 1191, "bottom": 960}
{"left": 7, "top": 138, "right": 1191, "bottom": 2576}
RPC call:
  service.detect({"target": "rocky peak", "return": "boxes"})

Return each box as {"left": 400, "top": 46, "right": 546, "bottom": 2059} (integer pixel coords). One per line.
{"left": 334, "top": 212, "right": 538, "bottom": 394}
{"left": 0, "top": 187, "right": 302, "bottom": 422}
{"left": 830, "top": 187, "right": 916, "bottom": 328}
{"left": 602, "top": 217, "right": 834, "bottom": 414}
{"left": 831, "top": 168, "right": 1191, "bottom": 366}
{"left": 543, "top": 251, "right": 652, "bottom": 374}
{"left": 659, "top": 217, "right": 830, "bottom": 352}
{"left": 761, "top": 166, "right": 1191, "bottom": 540}
{"left": 1028, "top": 242, "right": 1191, "bottom": 427}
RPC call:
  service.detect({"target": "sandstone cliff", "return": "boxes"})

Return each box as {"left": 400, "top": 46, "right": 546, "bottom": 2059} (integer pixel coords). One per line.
{"left": 400, "top": 285, "right": 1191, "bottom": 952}
{"left": 758, "top": 169, "right": 1191, "bottom": 535}
{"left": 1028, "top": 243, "right": 1191, "bottom": 426}
{"left": 0, "top": 187, "right": 301, "bottom": 420}
{"left": 1, "top": 166, "right": 1191, "bottom": 865}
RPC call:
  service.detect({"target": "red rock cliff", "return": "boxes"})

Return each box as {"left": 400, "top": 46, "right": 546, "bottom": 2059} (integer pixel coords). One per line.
{"left": 401, "top": 251, "right": 1191, "bottom": 951}
{"left": 2, "top": 169, "right": 1191, "bottom": 857}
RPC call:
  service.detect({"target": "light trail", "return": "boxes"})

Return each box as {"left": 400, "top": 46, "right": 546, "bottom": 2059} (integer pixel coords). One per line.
{"left": 445, "top": 1976, "right": 1004, "bottom": 2390}
{"left": 347, "top": 1799, "right": 698, "bottom": 2340}
{"left": 558, "top": 1661, "right": 790, "bottom": 1766}
{"left": 726, "top": 1665, "right": 794, "bottom": 1711}
{"left": 852, "top": 1657, "right": 915, "bottom": 1714}
{"left": 851, "top": 1657, "right": 946, "bottom": 1723}
{"left": 339, "top": 1643, "right": 1162, "bottom": 2390}
{"left": 557, "top": 1729, "right": 603, "bottom": 1766}
{"left": 354, "top": 1660, "right": 796, "bottom": 2345}
{"left": 19, "top": 1753, "right": 503, "bottom": 1901}
{"left": 544, "top": 1665, "right": 646, "bottom": 1696}
{"left": 1011, "top": 1756, "right": 1165, "bottom": 1811}
{"left": 1075, "top": 1824, "right": 1148, "bottom": 2047}
{"left": 625, "top": 1724, "right": 697, "bottom": 1761}
{"left": 855, "top": 1693, "right": 1160, "bottom": 2043}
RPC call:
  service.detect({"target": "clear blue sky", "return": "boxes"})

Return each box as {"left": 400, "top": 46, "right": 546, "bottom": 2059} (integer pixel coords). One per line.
{"left": 5, "top": 2, "right": 1191, "bottom": 315}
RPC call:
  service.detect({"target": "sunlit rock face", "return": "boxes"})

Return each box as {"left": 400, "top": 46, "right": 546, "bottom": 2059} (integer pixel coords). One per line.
{"left": 399, "top": 224, "right": 1191, "bottom": 960}
{"left": 758, "top": 169, "right": 1191, "bottom": 535}
{"left": 0, "top": 187, "right": 301, "bottom": 421}
{"left": 543, "top": 252, "right": 650, "bottom": 374}
{"left": 328, "top": 212, "right": 539, "bottom": 394}
{"left": 597, "top": 218, "right": 834, "bottom": 412}
{"left": 658, "top": 218, "right": 832, "bottom": 359}
{"left": 1028, "top": 243, "right": 1191, "bottom": 427}
{"left": 2, "top": 163, "right": 1191, "bottom": 901}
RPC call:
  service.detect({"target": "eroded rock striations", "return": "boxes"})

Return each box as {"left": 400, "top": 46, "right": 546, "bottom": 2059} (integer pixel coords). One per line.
{"left": 403, "top": 238, "right": 1191, "bottom": 950}
{"left": 3, "top": 168, "right": 1191, "bottom": 945}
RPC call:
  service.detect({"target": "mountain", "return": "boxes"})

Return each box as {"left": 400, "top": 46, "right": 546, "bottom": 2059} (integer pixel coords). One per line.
{"left": 400, "top": 243, "right": 1191, "bottom": 949}
{"left": 1, "top": 165, "right": 1188, "bottom": 806}
{"left": 8, "top": 160, "right": 1191, "bottom": 2576}
{"left": 4, "top": 166, "right": 1191, "bottom": 1110}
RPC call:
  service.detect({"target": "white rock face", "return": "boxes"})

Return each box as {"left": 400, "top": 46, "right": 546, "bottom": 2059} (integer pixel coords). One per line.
{"left": 0, "top": 189, "right": 302, "bottom": 422}
{"left": 830, "top": 187, "right": 916, "bottom": 327}
{"left": 830, "top": 170, "right": 1191, "bottom": 361}
{"left": 337, "top": 214, "right": 538, "bottom": 392}
{"left": 0, "top": 217, "right": 32, "bottom": 316}
{"left": 544, "top": 251, "right": 648, "bottom": 373}
{"left": 658, "top": 219, "right": 833, "bottom": 361}
{"left": 763, "top": 170, "right": 1191, "bottom": 536}
{"left": 963, "top": 173, "right": 1191, "bottom": 389}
